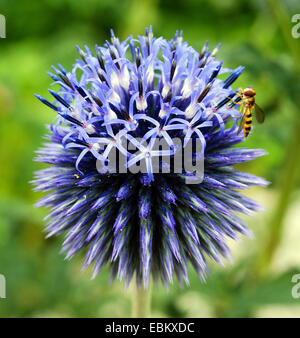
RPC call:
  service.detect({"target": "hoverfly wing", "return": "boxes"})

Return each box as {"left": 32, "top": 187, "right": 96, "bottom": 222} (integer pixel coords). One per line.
{"left": 254, "top": 104, "right": 265, "bottom": 123}
{"left": 237, "top": 113, "right": 246, "bottom": 135}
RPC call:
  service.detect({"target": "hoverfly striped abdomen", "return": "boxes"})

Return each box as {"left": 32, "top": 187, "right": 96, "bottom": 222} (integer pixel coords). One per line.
{"left": 243, "top": 108, "right": 252, "bottom": 137}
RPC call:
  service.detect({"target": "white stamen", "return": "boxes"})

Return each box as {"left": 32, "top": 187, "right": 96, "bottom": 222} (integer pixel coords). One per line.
{"left": 136, "top": 97, "right": 148, "bottom": 111}
{"left": 109, "top": 90, "right": 121, "bottom": 103}
{"left": 162, "top": 83, "right": 170, "bottom": 98}
{"left": 107, "top": 109, "right": 117, "bottom": 120}
{"left": 182, "top": 78, "right": 193, "bottom": 98}
{"left": 159, "top": 109, "right": 167, "bottom": 119}
{"left": 91, "top": 104, "right": 101, "bottom": 116}
{"left": 92, "top": 143, "right": 101, "bottom": 152}
{"left": 111, "top": 66, "right": 130, "bottom": 92}
{"left": 147, "top": 62, "right": 154, "bottom": 85}
{"left": 85, "top": 124, "right": 96, "bottom": 134}
{"left": 70, "top": 107, "right": 80, "bottom": 120}
{"left": 120, "top": 66, "right": 130, "bottom": 90}
{"left": 110, "top": 71, "right": 119, "bottom": 89}
{"left": 185, "top": 103, "right": 198, "bottom": 119}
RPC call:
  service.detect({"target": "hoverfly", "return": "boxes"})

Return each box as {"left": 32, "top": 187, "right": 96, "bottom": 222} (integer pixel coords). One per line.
{"left": 234, "top": 87, "right": 265, "bottom": 138}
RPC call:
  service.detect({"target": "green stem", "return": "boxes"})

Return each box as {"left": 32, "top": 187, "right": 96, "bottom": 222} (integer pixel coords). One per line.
{"left": 255, "top": 119, "right": 300, "bottom": 277}
{"left": 251, "top": 0, "right": 300, "bottom": 278}
{"left": 132, "top": 282, "right": 152, "bottom": 318}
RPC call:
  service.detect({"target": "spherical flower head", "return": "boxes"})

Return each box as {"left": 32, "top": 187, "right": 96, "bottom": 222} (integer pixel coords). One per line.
{"left": 33, "top": 27, "right": 268, "bottom": 288}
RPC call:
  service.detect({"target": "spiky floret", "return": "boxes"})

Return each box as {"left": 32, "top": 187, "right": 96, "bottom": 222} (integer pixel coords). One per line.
{"left": 33, "top": 27, "right": 267, "bottom": 288}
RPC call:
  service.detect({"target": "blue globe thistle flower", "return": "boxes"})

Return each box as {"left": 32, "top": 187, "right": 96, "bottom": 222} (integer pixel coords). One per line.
{"left": 33, "top": 27, "right": 268, "bottom": 288}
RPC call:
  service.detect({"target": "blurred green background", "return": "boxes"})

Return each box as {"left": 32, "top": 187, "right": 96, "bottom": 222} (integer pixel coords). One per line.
{"left": 0, "top": 0, "right": 300, "bottom": 318}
